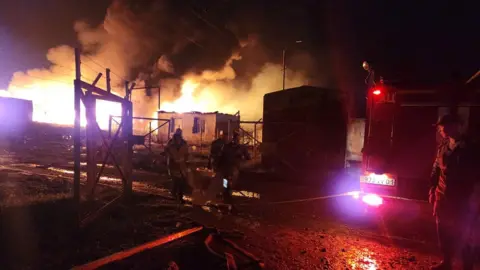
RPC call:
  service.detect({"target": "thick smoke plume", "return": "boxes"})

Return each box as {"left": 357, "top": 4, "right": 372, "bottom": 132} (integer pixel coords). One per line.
{"left": 4, "top": 0, "right": 315, "bottom": 128}
{"left": 161, "top": 54, "right": 308, "bottom": 120}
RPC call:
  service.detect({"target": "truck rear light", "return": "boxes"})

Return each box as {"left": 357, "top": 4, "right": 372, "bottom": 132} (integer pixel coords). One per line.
{"left": 360, "top": 172, "right": 395, "bottom": 186}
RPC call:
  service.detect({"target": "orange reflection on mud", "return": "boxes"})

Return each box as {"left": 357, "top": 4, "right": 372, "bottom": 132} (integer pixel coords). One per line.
{"left": 47, "top": 167, "right": 120, "bottom": 182}
{"left": 346, "top": 248, "right": 378, "bottom": 270}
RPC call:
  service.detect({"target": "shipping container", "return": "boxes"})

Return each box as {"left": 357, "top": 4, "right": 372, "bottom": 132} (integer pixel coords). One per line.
{"left": 0, "top": 96, "right": 33, "bottom": 134}
{"left": 261, "top": 86, "right": 347, "bottom": 184}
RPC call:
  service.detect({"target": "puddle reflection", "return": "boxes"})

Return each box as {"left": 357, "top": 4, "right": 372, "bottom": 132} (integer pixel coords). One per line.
{"left": 67, "top": 161, "right": 115, "bottom": 168}
{"left": 47, "top": 167, "right": 121, "bottom": 182}
{"left": 232, "top": 190, "right": 261, "bottom": 199}
{"left": 347, "top": 248, "right": 378, "bottom": 270}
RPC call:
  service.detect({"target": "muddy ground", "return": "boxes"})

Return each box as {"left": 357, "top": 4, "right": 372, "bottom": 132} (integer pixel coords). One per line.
{"left": 0, "top": 123, "right": 479, "bottom": 269}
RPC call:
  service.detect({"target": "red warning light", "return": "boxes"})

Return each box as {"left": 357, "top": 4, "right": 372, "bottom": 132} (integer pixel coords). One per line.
{"left": 372, "top": 89, "right": 382, "bottom": 95}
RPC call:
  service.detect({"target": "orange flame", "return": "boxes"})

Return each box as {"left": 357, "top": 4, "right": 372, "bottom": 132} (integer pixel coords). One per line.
{"left": 161, "top": 80, "right": 209, "bottom": 113}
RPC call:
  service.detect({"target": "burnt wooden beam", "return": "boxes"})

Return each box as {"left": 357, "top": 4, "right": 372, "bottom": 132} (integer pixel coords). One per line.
{"left": 92, "top": 73, "right": 103, "bottom": 86}
{"left": 79, "top": 80, "right": 125, "bottom": 103}
{"left": 111, "top": 116, "right": 170, "bottom": 122}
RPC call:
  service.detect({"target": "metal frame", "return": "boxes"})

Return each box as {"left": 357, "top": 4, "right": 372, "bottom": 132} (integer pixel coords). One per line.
{"left": 73, "top": 48, "right": 134, "bottom": 228}
{"left": 108, "top": 115, "right": 171, "bottom": 152}
{"left": 230, "top": 118, "right": 263, "bottom": 158}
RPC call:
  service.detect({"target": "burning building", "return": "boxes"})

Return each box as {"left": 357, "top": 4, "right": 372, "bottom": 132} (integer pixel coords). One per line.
{"left": 156, "top": 111, "right": 239, "bottom": 145}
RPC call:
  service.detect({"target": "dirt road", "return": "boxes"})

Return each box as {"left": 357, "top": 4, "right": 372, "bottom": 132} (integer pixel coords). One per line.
{"left": 1, "top": 129, "right": 477, "bottom": 269}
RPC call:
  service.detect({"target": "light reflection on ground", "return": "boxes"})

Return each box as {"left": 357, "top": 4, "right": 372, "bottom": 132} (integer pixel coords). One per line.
{"left": 67, "top": 161, "right": 115, "bottom": 168}
{"left": 47, "top": 167, "right": 120, "bottom": 182}
{"left": 232, "top": 190, "right": 261, "bottom": 199}
{"left": 346, "top": 248, "right": 378, "bottom": 270}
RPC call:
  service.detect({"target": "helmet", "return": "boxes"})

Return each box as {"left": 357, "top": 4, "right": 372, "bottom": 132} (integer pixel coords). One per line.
{"left": 174, "top": 128, "right": 182, "bottom": 136}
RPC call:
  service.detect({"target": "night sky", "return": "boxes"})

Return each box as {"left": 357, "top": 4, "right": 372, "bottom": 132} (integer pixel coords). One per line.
{"left": 0, "top": 0, "right": 478, "bottom": 116}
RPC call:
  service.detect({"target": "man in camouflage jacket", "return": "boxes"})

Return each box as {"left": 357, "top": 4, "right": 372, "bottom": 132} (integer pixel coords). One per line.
{"left": 429, "top": 114, "right": 479, "bottom": 270}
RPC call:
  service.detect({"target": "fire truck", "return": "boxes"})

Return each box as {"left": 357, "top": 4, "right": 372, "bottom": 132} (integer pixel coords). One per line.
{"left": 353, "top": 62, "right": 480, "bottom": 206}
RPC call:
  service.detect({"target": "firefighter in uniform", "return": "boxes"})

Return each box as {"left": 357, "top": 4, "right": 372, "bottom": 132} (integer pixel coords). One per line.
{"left": 429, "top": 114, "right": 479, "bottom": 270}
{"left": 218, "top": 130, "right": 251, "bottom": 208}
{"left": 166, "top": 128, "right": 189, "bottom": 204}
{"left": 209, "top": 130, "right": 227, "bottom": 172}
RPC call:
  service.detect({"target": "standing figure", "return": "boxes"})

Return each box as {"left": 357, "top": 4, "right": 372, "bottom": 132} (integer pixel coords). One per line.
{"left": 429, "top": 114, "right": 479, "bottom": 270}
{"left": 218, "top": 130, "right": 251, "bottom": 208}
{"left": 166, "top": 128, "right": 189, "bottom": 204}
{"left": 209, "top": 130, "right": 227, "bottom": 172}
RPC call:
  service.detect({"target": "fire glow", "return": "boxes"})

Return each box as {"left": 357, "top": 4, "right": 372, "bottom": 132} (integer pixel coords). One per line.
{"left": 2, "top": 0, "right": 311, "bottom": 134}
{"left": 4, "top": 83, "right": 121, "bottom": 130}
{"left": 159, "top": 79, "right": 239, "bottom": 114}
{"left": 3, "top": 76, "right": 217, "bottom": 130}
{"left": 3, "top": 76, "right": 216, "bottom": 129}
{"left": 4, "top": 52, "right": 305, "bottom": 129}
{"left": 3, "top": 72, "right": 225, "bottom": 130}
{"left": 0, "top": 90, "right": 12, "bottom": 98}
{"left": 161, "top": 80, "right": 211, "bottom": 113}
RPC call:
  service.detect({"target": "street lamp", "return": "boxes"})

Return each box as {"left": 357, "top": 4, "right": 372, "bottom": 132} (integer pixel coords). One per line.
{"left": 282, "top": 40, "right": 303, "bottom": 90}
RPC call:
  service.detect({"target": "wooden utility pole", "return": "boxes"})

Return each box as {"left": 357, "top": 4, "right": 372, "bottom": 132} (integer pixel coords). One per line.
{"left": 73, "top": 48, "right": 82, "bottom": 222}
{"left": 85, "top": 91, "right": 97, "bottom": 197}
{"left": 122, "top": 81, "right": 133, "bottom": 200}
{"left": 282, "top": 49, "right": 286, "bottom": 91}
{"left": 157, "top": 87, "right": 161, "bottom": 111}
{"left": 282, "top": 40, "right": 302, "bottom": 90}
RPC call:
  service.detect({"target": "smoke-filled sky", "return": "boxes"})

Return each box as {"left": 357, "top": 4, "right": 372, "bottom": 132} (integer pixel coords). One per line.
{"left": 0, "top": 0, "right": 478, "bottom": 118}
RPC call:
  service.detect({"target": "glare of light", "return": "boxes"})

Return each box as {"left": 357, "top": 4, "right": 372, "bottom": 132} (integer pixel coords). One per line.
{"left": 0, "top": 90, "right": 12, "bottom": 97}
{"left": 372, "top": 89, "right": 381, "bottom": 95}
{"left": 362, "top": 194, "right": 383, "bottom": 207}
{"left": 348, "top": 191, "right": 361, "bottom": 199}
{"left": 5, "top": 82, "right": 120, "bottom": 129}
{"left": 232, "top": 190, "right": 261, "bottom": 199}
{"left": 348, "top": 248, "right": 378, "bottom": 270}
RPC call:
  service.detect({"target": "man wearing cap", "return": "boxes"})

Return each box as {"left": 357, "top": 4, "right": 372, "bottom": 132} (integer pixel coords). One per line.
{"left": 165, "top": 128, "right": 190, "bottom": 204}
{"left": 430, "top": 114, "right": 479, "bottom": 270}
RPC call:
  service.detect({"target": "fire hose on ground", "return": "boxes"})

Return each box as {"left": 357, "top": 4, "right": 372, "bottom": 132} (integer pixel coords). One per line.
{"left": 71, "top": 225, "right": 265, "bottom": 270}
